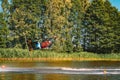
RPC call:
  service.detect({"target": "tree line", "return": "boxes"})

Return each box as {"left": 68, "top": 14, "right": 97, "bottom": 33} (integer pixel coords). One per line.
{"left": 0, "top": 0, "right": 120, "bottom": 53}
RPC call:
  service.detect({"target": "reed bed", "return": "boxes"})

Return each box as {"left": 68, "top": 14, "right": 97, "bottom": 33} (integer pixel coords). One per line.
{"left": 0, "top": 48, "right": 120, "bottom": 61}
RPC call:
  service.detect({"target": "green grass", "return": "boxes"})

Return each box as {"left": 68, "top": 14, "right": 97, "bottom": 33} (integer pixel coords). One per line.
{"left": 0, "top": 48, "right": 120, "bottom": 60}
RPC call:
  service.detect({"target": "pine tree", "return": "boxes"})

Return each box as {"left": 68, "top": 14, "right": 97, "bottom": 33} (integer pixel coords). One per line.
{"left": 82, "top": 0, "right": 120, "bottom": 53}
{"left": 114, "top": 12, "right": 120, "bottom": 52}
{"left": 69, "top": 0, "right": 87, "bottom": 52}
{"left": 0, "top": 12, "right": 9, "bottom": 48}
{"left": 102, "top": 0, "right": 120, "bottom": 53}
{"left": 44, "top": 0, "right": 73, "bottom": 52}
{"left": 82, "top": 0, "right": 105, "bottom": 52}
{"left": 8, "top": 0, "right": 42, "bottom": 48}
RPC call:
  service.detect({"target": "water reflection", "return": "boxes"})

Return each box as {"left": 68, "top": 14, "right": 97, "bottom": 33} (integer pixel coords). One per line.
{"left": 0, "top": 73, "right": 5, "bottom": 80}
{"left": 43, "top": 74, "right": 69, "bottom": 80}
{"left": 0, "top": 73, "right": 35, "bottom": 80}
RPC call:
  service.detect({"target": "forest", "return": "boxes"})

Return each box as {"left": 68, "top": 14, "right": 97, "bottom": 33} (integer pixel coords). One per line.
{"left": 0, "top": 0, "right": 120, "bottom": 54}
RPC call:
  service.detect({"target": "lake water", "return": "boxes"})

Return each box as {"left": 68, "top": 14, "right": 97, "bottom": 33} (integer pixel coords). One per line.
{"left": 0, "top": 61, "right": 120, "bottom": 80}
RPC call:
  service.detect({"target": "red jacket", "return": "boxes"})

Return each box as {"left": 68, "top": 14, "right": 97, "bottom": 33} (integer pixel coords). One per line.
{"left": 41, "top": 40, "right": 51, "bottom": 48}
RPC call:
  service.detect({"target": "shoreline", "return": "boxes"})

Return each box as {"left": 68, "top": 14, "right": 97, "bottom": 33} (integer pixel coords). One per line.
{"left": 0, "top": 58, "right": 120, "bottom": 62}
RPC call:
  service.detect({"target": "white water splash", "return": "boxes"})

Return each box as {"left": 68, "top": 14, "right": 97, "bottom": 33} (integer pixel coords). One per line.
{"left": 0, "top": 67, "right": 120, "bottom": 75}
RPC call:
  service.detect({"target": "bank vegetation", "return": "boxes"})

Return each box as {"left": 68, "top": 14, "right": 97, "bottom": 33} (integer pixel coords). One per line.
{"left": 0, "top": 48, "right": 120, "bottom": 62}
{"left": 0, "top": 0, "right": 120, "bottom": 55}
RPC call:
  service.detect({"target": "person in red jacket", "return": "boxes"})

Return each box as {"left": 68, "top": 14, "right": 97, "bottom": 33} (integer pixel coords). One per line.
{"left": 41, "top": 36, "right": 57, "bottom": 49}
{"left": 41, "top": 40, "right": 51, "bottom": 48}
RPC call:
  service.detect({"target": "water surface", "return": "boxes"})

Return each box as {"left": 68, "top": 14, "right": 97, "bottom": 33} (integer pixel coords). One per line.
{"left": 0, "top": 61, "right": 120, "bottom": 80}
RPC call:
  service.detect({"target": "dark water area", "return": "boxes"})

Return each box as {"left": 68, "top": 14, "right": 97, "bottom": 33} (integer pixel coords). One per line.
{"left": 0, "top": 61, "right": 120, "bottom": 80}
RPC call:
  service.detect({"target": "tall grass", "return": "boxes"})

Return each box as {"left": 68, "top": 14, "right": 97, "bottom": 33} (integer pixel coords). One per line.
{"left": 0, "top": 48, "right": 29, "bottom": 58}
{"left": 0, "top": 48, "right": 120, "bottom": 60}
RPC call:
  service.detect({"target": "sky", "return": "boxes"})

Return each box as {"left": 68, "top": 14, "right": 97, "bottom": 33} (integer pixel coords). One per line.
{"left": 0, "top": 1, "right": 2, "bottom": 12}
{"left": 109, "top": 0, "right": 120, "bottom": 11}
{"left": 0, "top": 0, "right": 120, "bottom": 12}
